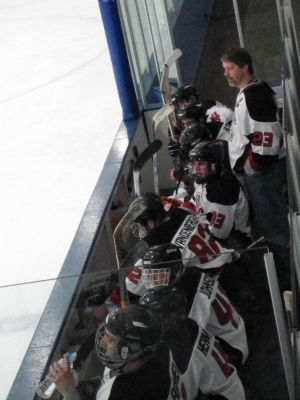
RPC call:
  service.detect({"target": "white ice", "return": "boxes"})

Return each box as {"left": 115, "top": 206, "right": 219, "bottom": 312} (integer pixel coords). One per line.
{"left": 0, "top": 0, "right": 122, "bottom": 398}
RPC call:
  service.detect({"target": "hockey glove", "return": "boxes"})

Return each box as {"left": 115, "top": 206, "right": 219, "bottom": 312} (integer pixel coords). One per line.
{"left": 168, "top": 138, "right": 180, "bottom": 157}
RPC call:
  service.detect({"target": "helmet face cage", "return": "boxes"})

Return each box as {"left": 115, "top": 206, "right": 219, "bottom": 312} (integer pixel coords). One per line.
{"left": 95, "top": 323, "right": 130, "bottom": 370}
{"left": 95, "top": 305, "right": 162, "bottom": 370}
{"left": 142, "top": 244, "right": 183, "bottom": 288}
{"left": 142, "top": 266, "right": 171, "bottom": 289}
{"left": 130, "top": 193, "right": 166, "bottom": 238}
{"left": 188, "top": 160, "right": 213, "bottom": 183}
{"left": 131, "top": 222, "right": 148, "bottom": 239}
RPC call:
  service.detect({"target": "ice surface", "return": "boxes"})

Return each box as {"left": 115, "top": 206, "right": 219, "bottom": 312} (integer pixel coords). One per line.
{"left": 0, "top": 0, "right": 122, "bottom": 397}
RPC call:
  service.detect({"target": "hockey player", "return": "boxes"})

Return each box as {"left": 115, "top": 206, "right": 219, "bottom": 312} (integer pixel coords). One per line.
{"left": 48, "top": 304, "right": 174, "bottom": 400}
{"left": 140, "top": 243, "right": 248, "bottom": 367}
{"left": 187, "top": 140, "right": 252, "bottom": 249}
{"left": 174, "top": 102, "right": 232, "bottom": 172}
{"left": 172, "top": 84, "right": 233, "bottom": 141}
{"left": 170, "top": 123, "right": 212, "bottom": 197}
{"left": 168, "top": 85, "right": 233, "bottom": 161}
{"left": 221, "top": 46, "right": 290, "bottom": 291}
{"left": 139, "top": 286, "right": 246, "bottom": 399}
{"left": 125, "top": 192, "right": 233, "bottom": 281}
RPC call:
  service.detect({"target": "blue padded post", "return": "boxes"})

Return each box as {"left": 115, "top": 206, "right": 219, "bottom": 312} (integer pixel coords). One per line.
{"left": 98, "top": 0, "right": 140, "bottom": 121}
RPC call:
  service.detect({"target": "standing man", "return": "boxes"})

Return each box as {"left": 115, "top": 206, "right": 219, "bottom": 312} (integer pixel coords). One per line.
{"left": 221, "top": 46, "right": 290, "bottom": 291}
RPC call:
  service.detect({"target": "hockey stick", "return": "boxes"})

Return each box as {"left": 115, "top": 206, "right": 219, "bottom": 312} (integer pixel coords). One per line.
{"left": 113, "top": 201, "right": 148, "bottom": 268}
{"left": 283, "top": 291, "right": 293, "bottom": 340}
{"left": 133, "top": 139, "right": 163, "bottom": 198}
{"left": 160, "top": 48, "right": 182, "bottom": 140}
{"left": 113, "top": 203, "right": 148, "bottom": 306}
{"left": 152, "top": 103, "right": 175, "bottom": 132}
{"left": 151, "top": 105, "right": 174, "bottom": 195}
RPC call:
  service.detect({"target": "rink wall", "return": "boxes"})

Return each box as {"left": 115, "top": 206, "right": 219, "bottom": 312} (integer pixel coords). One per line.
{"left": 7, "top": 1, "right": 213, "bottom": 398}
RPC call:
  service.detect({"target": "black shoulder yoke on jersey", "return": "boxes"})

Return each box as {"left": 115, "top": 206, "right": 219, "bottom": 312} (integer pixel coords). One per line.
{"left": 206, "top": 171, "right": 241, "bottom": 206}
{"left": 205, "top": 120, "right": 223, "bottom": 140}
{"left": 243, "top": 81, "right": 278, "bottom": 122}
{"left": 108, "top": 346, "right": 171, "bottom": 400}
{"left": 164, "top": 317, "right": 199, "bottom": 374}
{"left": 176, "top": 267, "right": 204, "bottom": 312}
{"left": 144, "top": 207, "right": 190, "bottom": 248}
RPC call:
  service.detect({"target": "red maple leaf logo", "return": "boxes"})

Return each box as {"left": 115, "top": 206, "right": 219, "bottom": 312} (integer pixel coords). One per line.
{"left": 210, "top": 111, "right": 221, "bottom": 122}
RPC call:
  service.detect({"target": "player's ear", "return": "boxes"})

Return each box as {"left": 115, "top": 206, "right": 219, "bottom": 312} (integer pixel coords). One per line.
{"left": 146, "top": 219, "right": 155, "bottom": 232}
{"left": 242, "top": 64, "right": 249, "bottom": 73}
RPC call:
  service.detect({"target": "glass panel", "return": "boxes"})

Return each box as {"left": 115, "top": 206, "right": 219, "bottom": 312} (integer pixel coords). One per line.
{"left": 119, "top": 0, "right": 182, "bottom": 109}
{"left": 1, "top": 279, "right": 56, "bottom": 399}
{"left": 4, "top": 247, "right": 291, "bottom": 400}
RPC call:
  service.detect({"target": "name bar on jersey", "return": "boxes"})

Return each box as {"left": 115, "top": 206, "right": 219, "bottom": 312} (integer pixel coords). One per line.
{"left": 199, "top": 275, "right": 215, "bottom": 299}
{"left": 172, "top": 215, "right": 198, "bottom": 250}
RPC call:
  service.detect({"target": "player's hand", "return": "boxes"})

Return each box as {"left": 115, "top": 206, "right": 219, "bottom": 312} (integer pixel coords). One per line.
{"left": 170, "top": 168, "right": 181, "bottom": 181}
{"left": 244, "top": 157, "right": 264, "bottom": 176}
{"left": 48, "top": 354, "right": 77, "bottom": 397}
{"left": 161, "top": 196, "right": 182, "bottom": 212}
{"left": 168, "top": 139, "right": 180, "bottom": 157}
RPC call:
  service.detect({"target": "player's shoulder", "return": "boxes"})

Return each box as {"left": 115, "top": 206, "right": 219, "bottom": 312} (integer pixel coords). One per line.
{"left": 206, "top": 171, "right": 241, "bottom": 205}
{"left": 243, "top": 81, "right": 278, "bottom": 122}
{"left": 167, "top": 318, "right": 199, "bottom": 374}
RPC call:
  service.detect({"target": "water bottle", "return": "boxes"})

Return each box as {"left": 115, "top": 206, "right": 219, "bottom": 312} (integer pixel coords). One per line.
{"left": 35, "top": 352, "right": 77, "bottom": 399}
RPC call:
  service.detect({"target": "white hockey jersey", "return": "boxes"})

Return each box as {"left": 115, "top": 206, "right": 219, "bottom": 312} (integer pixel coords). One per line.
{"left": 96, "top": 322, "right": 245, "bottom": 400}
{"left": 191, "top": 171, "right": 251, "bottom": 243}
{"left": 167, "top": 319, "right": 246, "bottom": 399}
{"left": 125, "top": 208, "right": 233, "bottom": 298}
{"left": 126, "top": 266, "right": 248, "bottom": 364}
{"left": 206, "top": 100, "right": 233, "bottom": 141}
{"left": 185, "top": 270, "right": 248, "bottom": 364}
{"left": 229, "top": 78, "right": 285, "bottom": 173}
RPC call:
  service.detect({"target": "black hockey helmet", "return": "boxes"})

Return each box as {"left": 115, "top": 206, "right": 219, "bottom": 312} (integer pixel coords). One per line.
{"left": 177, "top": 102, "right": 206, "bottom": 122}
{"left": 95, "top": 304, "right": 162, "bottom": 370}
{"left": 171, "top": 84, "right": 199, "bottom": 106}
{"left": 129, "top": 193, "right": 167, "bottom": 238}
{"left": 188, "top": 140, "right": 224, "bottom": 183}
{"left": 179, "top": 123, "right": 213, "bottom": 161}
{"left": 141, "top": 243, "right": 184, "bottom": 289}
{"left": 139, "top": 286, "right": 187, "bottom": 333}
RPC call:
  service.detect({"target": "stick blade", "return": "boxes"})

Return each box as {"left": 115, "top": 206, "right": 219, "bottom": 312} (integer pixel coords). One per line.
{"left": 161, "top": 48, "right": 182, "bottom": 71}
{"left": 133, "top": 140, "right": 163, "bottom": 172}
{"left": 153, "top": 104, "right": 175, "bottom": 127}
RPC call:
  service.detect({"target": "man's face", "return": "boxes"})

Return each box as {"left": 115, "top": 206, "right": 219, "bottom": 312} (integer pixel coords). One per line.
{"left": 137, "top": 220, "right": 155, "bottom": 237}
{"left": 152, "top": 269, "right": 168, "bottom": 286}
{"left": 100, "top": 330, "right": 120, "bottom": 360}
{"left": 181, "top": 117, "right": 196, "bottom": 128}
{"left": 190, "top": 160, "right": 210, "bottom": 179}
{"left": 178, "top": 95, "right": 197, "bottom": 109}
{"left": 222, "top": 61, "right": 248, "bottom": 89}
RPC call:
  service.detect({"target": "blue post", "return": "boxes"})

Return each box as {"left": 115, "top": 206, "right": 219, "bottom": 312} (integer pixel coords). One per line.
{"left": 98, "top": 0, "right": 140, "bottom": 121}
